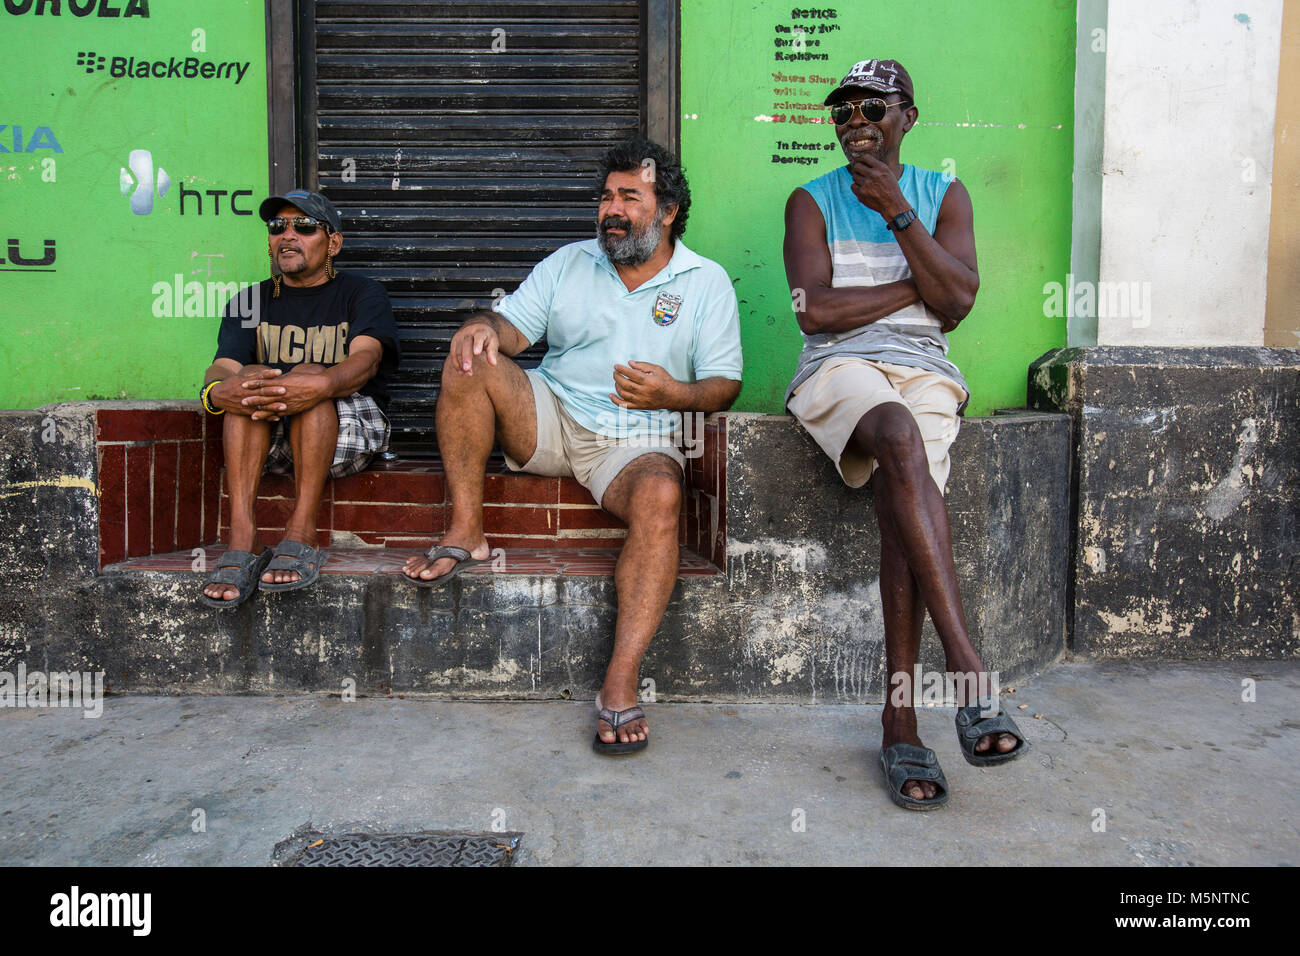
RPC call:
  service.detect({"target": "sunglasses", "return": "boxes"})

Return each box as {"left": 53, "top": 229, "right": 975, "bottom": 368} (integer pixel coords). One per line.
{"left": 829, "top": 98, "right": 911, "bottom": 126}
{"left": 267, "top": 216, "right": 331, "bottom": 236}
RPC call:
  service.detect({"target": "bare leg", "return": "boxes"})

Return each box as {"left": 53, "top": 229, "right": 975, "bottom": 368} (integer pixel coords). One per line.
{"left": 851, "top": 403, "right": 1018, "bottom": 761}
{"left": 203, "top": 398, "right": 272, "bottom": 602}
{"left": 403, "top": 352, "right": 539, "bottom": 581}
{"left": 875, "top": 497, "right": 938, "bottom": 800}
{"left": 592, "top": 453, "right": 684, "bottom": 744}
{"left": 263, "top": 384, "right": 336, "bottom": 586}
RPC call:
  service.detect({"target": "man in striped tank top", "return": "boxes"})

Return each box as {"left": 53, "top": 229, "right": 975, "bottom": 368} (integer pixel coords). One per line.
{"left": 783, "top": 59, "right": 1028, "bottom": 810}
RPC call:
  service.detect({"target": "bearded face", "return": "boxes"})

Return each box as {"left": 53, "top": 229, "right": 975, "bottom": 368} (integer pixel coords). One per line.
{"left": 597, "top": 204, "right": 668, "bottom": 265}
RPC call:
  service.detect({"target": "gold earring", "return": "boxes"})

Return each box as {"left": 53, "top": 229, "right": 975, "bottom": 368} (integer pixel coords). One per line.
{"left": 326, "top": 249, "right": 337, "bottom": 280}
{"left": 268, "top": 240, "right": 281, "bottom": 298}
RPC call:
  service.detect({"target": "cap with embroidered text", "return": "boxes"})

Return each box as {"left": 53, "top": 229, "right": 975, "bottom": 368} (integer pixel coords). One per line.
{"left": 824, "top": 58, "right": 915, "bottom": 106}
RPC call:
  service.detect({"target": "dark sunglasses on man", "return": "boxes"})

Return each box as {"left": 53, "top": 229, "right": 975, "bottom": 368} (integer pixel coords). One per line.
{"left": 267, "top": 215, "right": 332, "bottom": 236}
{"left": 829, "top": 98, "right": 911, "bottom": 126}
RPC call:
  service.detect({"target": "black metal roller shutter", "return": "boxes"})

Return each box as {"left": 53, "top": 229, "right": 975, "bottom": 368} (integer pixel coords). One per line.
{"left": 306, "top": 0, "right": 645, "bottom": 455}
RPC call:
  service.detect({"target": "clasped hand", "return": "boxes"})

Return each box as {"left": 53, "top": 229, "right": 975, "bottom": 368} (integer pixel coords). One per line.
{"left": 223, "top": 367, "right": 330, "bottom": 421}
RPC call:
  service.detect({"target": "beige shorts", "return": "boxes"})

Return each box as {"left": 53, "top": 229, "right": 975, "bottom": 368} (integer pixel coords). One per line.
{"left": 505, "top": 371, "right": 686, "bottom": 507}
{"left": 787, "top": 358, "right": 967, "bottom": 493}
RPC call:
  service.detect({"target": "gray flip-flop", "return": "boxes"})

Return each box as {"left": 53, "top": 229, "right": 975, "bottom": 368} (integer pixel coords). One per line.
{"left": 592, "top": 704, "right": 649, "bottom": 756}
{"left": 199, "top": 549, "right": 272, "bottom": 609}
{"left": 406, "top": 545, "right": 488, "bottom": 588}
{"left": 258, "top": 539, "right": 327, "bottom": 592}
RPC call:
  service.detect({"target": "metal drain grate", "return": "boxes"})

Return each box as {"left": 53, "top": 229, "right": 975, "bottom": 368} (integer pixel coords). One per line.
{"left": 276, "top": 831, "right": 522, "bottom": 867}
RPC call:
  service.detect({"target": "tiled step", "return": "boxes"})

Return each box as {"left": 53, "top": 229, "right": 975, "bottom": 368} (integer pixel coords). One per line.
{"left": 113, "top": 545, "right": 719, "bottom": 578}
{"left": 218, "top": 460, "right": 689, "bottom": 552}
{"left": 94, "top": 404, "right": 728, "bottom": 571}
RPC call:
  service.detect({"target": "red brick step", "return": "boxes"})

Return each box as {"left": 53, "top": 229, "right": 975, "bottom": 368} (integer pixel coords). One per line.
{"left": 217, "top": 460, "right": 659, "bottom": 551}
{"left": 94, "top": 405, "right": 728, "bottom": 571}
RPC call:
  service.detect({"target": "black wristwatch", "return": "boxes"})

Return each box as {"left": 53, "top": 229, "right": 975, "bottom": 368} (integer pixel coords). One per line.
{"left": 886, "top": 208, "right": 918, "bottom": 232}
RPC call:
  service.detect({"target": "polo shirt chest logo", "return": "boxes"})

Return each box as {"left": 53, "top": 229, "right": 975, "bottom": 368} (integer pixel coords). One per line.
{"left": 652, "top": 291, "right": 684, "bottom": 327}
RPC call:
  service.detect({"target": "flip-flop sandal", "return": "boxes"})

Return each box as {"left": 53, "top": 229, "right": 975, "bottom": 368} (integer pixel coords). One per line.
{"left": 592, "top": 704, "right": 649, "bottom": 756}
{"left": 258, "top": 540, "right": 328, "bottom": 593}
{"left": 405, "top": 544, "right": 489, "bottom": 589}
{"left": 955, "top": 697, "right": 1029, "bottom": 766}
{"left": 879, "top": 742, "right": 949, "bottom": 811}
{"left": 198, "top": 549, "right": 272, "bottom": 609}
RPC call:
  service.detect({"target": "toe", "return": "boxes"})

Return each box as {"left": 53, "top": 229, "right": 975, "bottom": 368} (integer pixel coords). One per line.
{"left": 403, "top": 555, "right": 440, "bottom": 577}
{"left": 975, "top": 733, "right": 992, "bottom": 752}
{"left": 900, "top": 778, "right": 938, "bottom": 802}
{"left": 998, "top": 732, "right": 1019, "bottom": 753}
{"left": 417, "top": 560, "right": 450, "bottom": 580}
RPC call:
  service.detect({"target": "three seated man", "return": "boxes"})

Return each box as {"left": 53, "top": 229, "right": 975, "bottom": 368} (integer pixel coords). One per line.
{"left": 195, "top": 71, "right": 1024, "bottom": 799}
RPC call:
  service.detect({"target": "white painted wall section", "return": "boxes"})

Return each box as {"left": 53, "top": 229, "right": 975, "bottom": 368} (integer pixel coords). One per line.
{"left": 1098, "top": 0, "right": 1283, "bottom": 345}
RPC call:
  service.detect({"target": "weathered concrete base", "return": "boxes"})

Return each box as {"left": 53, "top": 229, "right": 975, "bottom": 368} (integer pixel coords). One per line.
{"left": 3, "top": 408, "right": 1071, "bottom": 700}
{"left": 718, "top": 411, "right": 1071, "bottom": 697}
{"left": 1030, "top": 347, "right": 1300, "bottom": 659}
{"left": 0, "top": 406, "right": 99, "bottom": 585}
{"left": 0, "top": 406, "right": 100, "bottom": 683}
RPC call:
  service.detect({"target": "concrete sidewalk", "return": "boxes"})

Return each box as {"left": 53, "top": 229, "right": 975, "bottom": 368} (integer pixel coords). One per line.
{"left": 1, "top": 660, "right": 1294, "bottom": 866}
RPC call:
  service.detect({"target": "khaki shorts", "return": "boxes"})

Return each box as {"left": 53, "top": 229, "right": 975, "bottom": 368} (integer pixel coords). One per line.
{"left": 505, "top": 371, "right": 686, "bottom": 507}
{"left": 787, "top": 358, "right": 966, "bottom": 493}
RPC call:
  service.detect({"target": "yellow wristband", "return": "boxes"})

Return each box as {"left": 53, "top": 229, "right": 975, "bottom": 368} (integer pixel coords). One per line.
{"left": 201, "top": 380, "right": 225, "bottom": 415}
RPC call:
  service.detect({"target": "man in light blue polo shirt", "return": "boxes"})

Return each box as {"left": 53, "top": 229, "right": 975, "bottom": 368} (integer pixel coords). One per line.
{"left": 403, "top": 138, "right": 743, "bottom": 756}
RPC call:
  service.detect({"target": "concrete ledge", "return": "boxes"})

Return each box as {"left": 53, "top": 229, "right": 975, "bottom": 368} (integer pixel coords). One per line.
{"left": 1030, "top": 346, "right": 1300, "bottom": 659}
{"left": 0, "top": 405, "right": 100, "bottom": 585}
{"left": 716, "top": 411, "right": 1071, "bottom": 696}
{"left": 3, "top": 406, "right": 1072, "bottom": 700}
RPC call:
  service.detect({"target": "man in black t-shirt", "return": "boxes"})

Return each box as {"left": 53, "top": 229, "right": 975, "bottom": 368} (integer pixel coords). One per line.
{"left": 199, "top": 189, "right": 400, "bottom": 607}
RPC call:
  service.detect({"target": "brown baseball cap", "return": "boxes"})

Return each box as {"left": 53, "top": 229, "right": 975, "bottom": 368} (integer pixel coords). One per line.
{"left": 824, "top": 58, "right": 915, "bottom": 105}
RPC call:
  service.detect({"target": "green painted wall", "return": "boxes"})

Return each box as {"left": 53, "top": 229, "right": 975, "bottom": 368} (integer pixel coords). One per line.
{"left": 681, "top": 0, "right": 1076, "bottom": 416}
{"left": 0, "top": 1, "right": 268, "bottom": 407}
{"left": 1, "top": 1, "right": 1072, "bottom": 416}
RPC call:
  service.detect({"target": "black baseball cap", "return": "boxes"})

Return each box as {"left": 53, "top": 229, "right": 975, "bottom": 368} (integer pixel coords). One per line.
{"left": 824, "top": 58, "right": 915, "bottom": 105}
{"left": 259, "top": 189, "right": 342, "bottom": 232}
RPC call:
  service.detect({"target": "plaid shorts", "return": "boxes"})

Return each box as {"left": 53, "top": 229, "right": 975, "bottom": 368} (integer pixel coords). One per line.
{"left": 265, "top": 393, "right": 390, "bottom": 480}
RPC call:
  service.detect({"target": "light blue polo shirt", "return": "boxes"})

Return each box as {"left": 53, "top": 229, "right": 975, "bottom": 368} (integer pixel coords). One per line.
{"left": 497, "top": 238, "right": 743, "bottom": 439}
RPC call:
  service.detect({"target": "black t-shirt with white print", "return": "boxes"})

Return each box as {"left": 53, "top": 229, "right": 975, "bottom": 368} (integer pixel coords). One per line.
{"left": 214, "top": 271, "right": 401, "bottom": 410}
